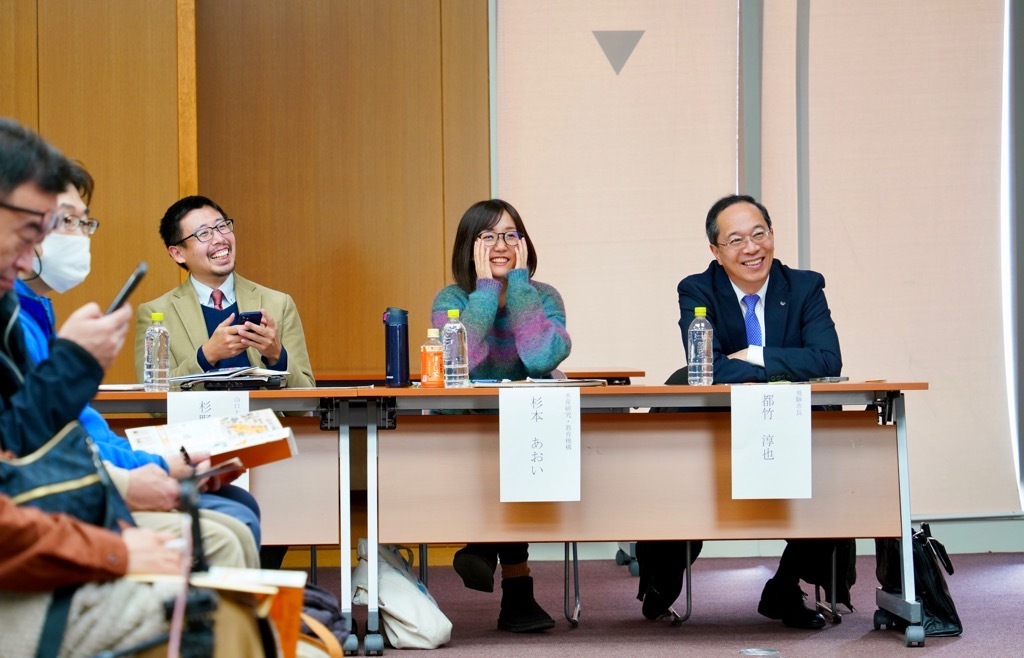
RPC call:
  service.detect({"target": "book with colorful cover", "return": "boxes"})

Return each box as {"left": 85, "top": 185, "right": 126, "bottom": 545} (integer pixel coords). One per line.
{"left": 124, "top": 407, "right": 297, "bottom": 468}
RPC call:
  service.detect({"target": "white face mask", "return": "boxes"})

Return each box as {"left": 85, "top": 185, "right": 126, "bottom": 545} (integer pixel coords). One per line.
{"left": 34, "top": 233, "right": 92, "bottom": 293}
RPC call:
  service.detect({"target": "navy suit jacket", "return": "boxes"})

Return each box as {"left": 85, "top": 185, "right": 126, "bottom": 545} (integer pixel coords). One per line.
{"left": 677, "top": 260, "right": 842, "bottom": 383}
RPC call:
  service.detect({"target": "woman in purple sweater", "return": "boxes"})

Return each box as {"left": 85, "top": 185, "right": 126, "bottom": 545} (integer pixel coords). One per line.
{"left": 431, "top": 199, "right": 571, "bottom": 633}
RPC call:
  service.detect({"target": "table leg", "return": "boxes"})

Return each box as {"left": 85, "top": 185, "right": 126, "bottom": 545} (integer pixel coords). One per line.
{"left": 364, "top": 400, "right": 384, "bottom": 655}
{"left": 338, "top": 420, "right": 359, "bottom": 655}
{"left": 874, "top": 393, "right": 923, "bottom": 646}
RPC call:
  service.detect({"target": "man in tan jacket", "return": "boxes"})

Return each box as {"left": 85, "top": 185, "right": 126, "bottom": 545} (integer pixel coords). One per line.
{"left": 134, "top": 195, "right": 314, "bottom": 389}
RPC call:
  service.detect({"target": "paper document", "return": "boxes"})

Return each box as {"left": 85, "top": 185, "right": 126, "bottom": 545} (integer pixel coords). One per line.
{"left": 474, "top": 378, "right": 607, "bottom": 388}
{"left": 98, "top": 383, "right": 146, "bottom": 391}
{"left": 168, "top": 366, "right": 290, "bottom": 383}
{"left": 499, "top": 387, "right": 582, "bottom": 502}
{"left": 730, "top": 384, "right": 812, "bottom": 499}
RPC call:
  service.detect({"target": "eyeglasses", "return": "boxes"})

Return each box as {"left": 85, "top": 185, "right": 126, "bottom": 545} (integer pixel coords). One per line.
{"left": 57, "top": 214, "right": 100, "bottom": 236}
{"left": 477, "top": 230, "right": 522, "bottom": 247}
{"left": 715, "top": 228, "right": 772, "bottom": 250}
{"left": 175, "top": 218, "right": 234, "bottom": 245}
{"left": 0, "top": 199, "right": 67, "bottom": 236}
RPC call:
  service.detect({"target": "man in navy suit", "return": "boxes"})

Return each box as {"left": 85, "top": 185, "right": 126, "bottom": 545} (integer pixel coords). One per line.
{"left": 636, "top": 194, "right": 842, "bottom": 629}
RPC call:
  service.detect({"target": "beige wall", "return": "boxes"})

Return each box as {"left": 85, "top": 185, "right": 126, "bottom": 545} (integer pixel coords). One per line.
{"left": 496, "top": 1, "right": 740, "bottom": 381}
{"left": 495, "top": 0, "right": 1017, "bottom": 518}
{"left": 799, "top": 1, "right": 1013, "bottom": 517}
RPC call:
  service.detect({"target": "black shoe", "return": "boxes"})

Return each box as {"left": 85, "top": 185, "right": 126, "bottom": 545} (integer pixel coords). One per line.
{"left": 635, "top": 541, "right": 688, "bottom": 620}
{"left": 453, "top": 545, "right": 498, "bottom": 592}
{"left": 498, "top": 576, "right": 556, "bottom": 632}
{"left": 757, "top": 578, "right": 826, "bottom": 629}
{"left": 641, "top": 584, "right": 677, "bottom": 620}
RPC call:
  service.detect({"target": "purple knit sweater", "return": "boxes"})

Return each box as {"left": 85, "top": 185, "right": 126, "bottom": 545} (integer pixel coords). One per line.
{"left": 431, "top": 269, "right": 571, "bottom": 380}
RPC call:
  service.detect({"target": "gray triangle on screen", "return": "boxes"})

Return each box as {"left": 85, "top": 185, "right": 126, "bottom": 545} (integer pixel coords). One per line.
{"left": 593, "top": 30, "right": 645, "bottom": 75}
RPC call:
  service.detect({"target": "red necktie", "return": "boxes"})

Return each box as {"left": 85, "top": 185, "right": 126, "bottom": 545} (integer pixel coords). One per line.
{"left": 211, "top": 289, "right": 224, "bottom": 310}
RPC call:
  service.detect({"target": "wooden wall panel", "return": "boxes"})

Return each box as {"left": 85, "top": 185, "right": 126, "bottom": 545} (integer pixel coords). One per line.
{"left": 0, "top": 0, "right": 39, "bottom": 127}
{"left": 28, "top": 1, "right": 185, "bottom": 384}
{"left": 197, "top": 0, "right": 489, "bottom": 376}
{"left": 441, "top": 0, "right": 492, "bottom": 283}
{"left": 4, "top": 0, "right": 490, "bottom": 381}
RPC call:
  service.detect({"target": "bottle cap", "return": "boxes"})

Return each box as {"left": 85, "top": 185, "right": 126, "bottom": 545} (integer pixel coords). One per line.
{"left": 427, "top": 328, "right": 439, "bottom": 338}
{"left": 694, "top": 307, "right": 707, "bottom": 317}
{"left": 447, "top": 309, "right": 460, "bottom": 319}
{"left": 383, "top": 307, "right": 408, "bottom": 324}
{"left": 151, "top": 312, "right": 164, "bottom": 322}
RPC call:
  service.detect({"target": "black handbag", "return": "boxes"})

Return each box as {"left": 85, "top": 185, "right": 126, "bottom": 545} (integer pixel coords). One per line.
{"left": 0, "top": 420, "right": 133, "bottom": 531}
{"left": 875, "top": 523, "right": 963, "bottom": 637}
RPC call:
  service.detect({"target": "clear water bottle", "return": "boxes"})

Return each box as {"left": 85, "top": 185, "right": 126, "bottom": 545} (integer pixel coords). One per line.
{"left": 687, "top": 306, "right": 714, "bottom": 386}
{"left": 442, "top": 309, "right": 470, "bottom": 388}
{"left": 143, "top": 311, "right": 170, "bottom": 392}
{"left": 420, "top": 328, "right": 444, "bottom": 388}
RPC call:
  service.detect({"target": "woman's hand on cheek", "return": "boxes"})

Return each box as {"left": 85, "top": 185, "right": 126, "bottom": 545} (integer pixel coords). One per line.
{"left": 474, "top": 239, "right": 493, "bottom": 280}
{"left": 514, "top": 238, "right": 529, "bottom": 270}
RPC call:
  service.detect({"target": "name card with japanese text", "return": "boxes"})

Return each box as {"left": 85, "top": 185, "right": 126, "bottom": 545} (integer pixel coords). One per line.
{"left": 498, "top": 388, "right": 581, "bottom": 502}
{"left": 168, "top": 391, "right": 250, "bottom": 424}
{"left": 730, "top": 384, "right": 811, "bottom": 499}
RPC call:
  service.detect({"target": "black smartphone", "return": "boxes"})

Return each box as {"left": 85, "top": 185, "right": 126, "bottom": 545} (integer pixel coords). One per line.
{"left": 233, "top": 311, "right": 263, "bottom": 326}
{"left": 105, "top": 262, "right": 147, "bottom": 314}
{"left": 191, "top": 456, "right": 245, "bottom": 480}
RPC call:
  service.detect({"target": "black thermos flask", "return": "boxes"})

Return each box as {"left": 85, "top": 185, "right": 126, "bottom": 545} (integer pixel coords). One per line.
{"left": 383, "top": 307, "right": 410, "bottom": 387}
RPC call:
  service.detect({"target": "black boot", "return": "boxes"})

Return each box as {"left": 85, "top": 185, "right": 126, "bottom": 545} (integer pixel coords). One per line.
{"left": 757, "top": 578, "right": 826, "bottom": 629}
{"left": 498, "top": 576, "right": 555, "bottom": 632}
{"left": 453, "top": 544, "right": 498, "bottom": 592}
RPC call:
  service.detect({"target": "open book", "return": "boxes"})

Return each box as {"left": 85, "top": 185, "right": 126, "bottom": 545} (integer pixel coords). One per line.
{"left": 124, "top": 407, "right": 297, "bottom": 469}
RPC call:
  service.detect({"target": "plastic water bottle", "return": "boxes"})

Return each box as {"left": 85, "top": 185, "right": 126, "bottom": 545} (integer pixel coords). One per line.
{"left": 420, "top": 328, "right": 444, "bottom": 388}
{"left": 441, "top": 309, "right": 469, "bottom": 388}
{"left": 687, "top": 306, "right": 714, "bottom": 386}
{"left": 143, "top": 312, "right": 170, "bottom": 392}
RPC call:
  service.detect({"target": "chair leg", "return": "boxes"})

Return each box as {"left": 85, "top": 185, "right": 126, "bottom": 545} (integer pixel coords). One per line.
{"left": 615, "top": 541, "right": 640, "bottom": 576}
{"left": 563, "top": 542, "right": 581, "bottom": 627}
{"left": 310, "top": 545, "right": 318, "bottom": 585}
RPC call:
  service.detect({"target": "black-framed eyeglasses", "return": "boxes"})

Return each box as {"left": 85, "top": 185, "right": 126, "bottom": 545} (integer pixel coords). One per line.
{"left": 57, "top": 214, "right": 100, "bottom": 236}
{"left": 715, "top": 228, "right": 773, "bottom": 250}
{"left": 0, "top": 199, "right": 67, "bottom": 236}
{"left": 174, "top": 218, "right": 234, "bottom": 245}
{"left": 477, "top": 230, "right": 522, "bottom": 247}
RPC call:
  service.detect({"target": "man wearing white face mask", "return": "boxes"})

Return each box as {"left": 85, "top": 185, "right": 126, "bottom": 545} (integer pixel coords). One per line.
{"left": 28, "top": 218, "right": 92, "bottom": 291}
{"left": 14, "top": 161, "right": 262, "bottom": 569}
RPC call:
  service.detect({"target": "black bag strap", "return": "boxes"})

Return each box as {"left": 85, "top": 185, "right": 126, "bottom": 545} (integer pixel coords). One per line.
{"left": 35, "top": 586, "right": 76, "bottom": 658}
{"left": 916, "top": 522, "right": 954, "bottom": 576}
{"left": 927, "top": 537, "right": 955, "bottom": 576}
